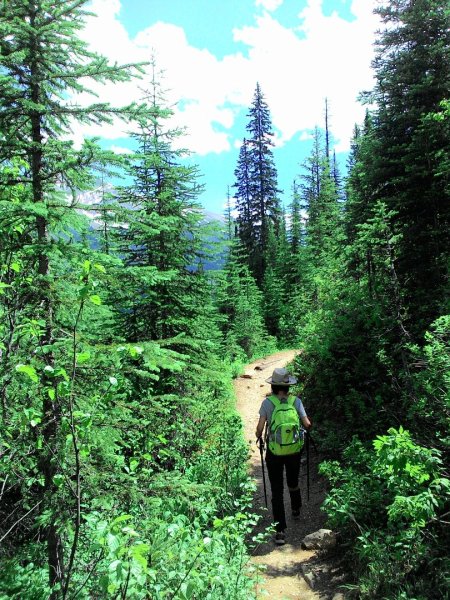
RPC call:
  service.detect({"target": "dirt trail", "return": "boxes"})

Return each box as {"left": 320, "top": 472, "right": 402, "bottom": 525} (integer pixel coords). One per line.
{"left": 234, "top": 350, "right": 329, "bottom": 600}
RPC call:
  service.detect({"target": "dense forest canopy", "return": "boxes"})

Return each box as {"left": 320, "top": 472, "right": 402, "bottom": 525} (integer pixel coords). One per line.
{"left": 0, "top": 1, "right": 448, "bottom": 599}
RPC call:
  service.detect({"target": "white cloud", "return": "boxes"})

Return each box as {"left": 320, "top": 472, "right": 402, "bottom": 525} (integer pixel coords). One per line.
{"left": 109, "top": 145, "right": 133, "bottom": 154}
{"left": 255, "top": 0, "right": 284, "bottom": 12}
{"left": 299, "top": 130, "right": 314, "bottom": 142}
{"left": 233, "top": 1, "right": 379, "bottom": 151}
{"left": 83, "top": 0, "right": 139, "bottom": 62}
{"left": 73, "top": 0, "right": 379, "bottom": 155}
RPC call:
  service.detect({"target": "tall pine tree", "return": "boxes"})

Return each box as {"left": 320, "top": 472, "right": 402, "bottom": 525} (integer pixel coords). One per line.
{"left": 360, "top": 0, "right": 450, "bottom": 332}
{"left": 234, "top": 83, "right": 281, "bottom": 283}
{"left": 114, "top": 63, "right": 207, "bottom": 343}
{"left": 0, "top": 0, "right": 143, "bottom": 591}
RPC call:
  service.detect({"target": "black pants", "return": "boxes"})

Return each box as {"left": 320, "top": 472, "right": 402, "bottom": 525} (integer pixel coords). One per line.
{"left": 266, "top": 449, "right": 302, "bottom": 532}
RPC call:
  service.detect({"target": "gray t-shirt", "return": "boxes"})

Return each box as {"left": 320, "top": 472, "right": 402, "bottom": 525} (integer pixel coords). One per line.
{"left": 259, "top": 395, "right": 307, "bottom": 426}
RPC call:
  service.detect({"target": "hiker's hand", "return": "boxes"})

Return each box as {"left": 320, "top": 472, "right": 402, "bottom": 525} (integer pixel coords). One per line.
{"left": 302, "top": 415, "right": 312, "bottom": 430}
{"left": 255, "top": 415, "right": 266, "bottom": 440}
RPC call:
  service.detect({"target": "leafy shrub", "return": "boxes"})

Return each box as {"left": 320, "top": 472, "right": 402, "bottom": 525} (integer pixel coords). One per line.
{"left": 320, "top": 428, "right": 450, "bottom": 599}
{"left": 0, "top": 304, "right": 260, "bottom": 599}
{"left": 76, "top": 495, "right": 260, "bottom": 600}
{"left": 408, "top": 315, "right": 450, "bottom": 449}
{"left": 0, "top": 549, "right": 50, "bottom": 600}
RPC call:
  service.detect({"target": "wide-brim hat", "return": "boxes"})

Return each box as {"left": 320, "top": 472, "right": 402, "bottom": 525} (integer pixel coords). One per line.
{"left": 266, "top": 367, "right": 297, "bottom": 386}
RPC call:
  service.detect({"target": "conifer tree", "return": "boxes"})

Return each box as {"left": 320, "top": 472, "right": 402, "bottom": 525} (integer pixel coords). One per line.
{"left": 360, "top": 0, "right": 450, "bottom": 331}
{"left": 0, "top": 0, "right": 143, "bottom": 591}
{"left": 233, "top": 138, "right": 253, "bottom": 254}
{"left": 93, "top": 177, "right": 117, "bottom": 255}
{"left": 218, "top": 244, "right": 271, "bottom": 360}
{"left": 286, "top": 180, "right": 306, "bottom": 287}
{"left": 113, "top": 63, "right": 218, "bottom": 362}
{"left": 234, "top": 83, "right": 281, "bottom": 282}
{"left": 277, "top": 182, "right": 308, "bottom": 342}
{"left": 324, "top": 97, "right": 331, "bottom": 164}
{"left": 345, "top": 114, "right": 378, "bottom": 289}
{"left": 279, "top": 6, "right": 450, "bottom": 597}
{"left": 261, "top": 217, "right": 289, "bottom": 336}
{"left": 300, "top": 128, "right": 341, "bottom": 262}
{"left": 224, "top": 185, "right": 234, "bottom": 241}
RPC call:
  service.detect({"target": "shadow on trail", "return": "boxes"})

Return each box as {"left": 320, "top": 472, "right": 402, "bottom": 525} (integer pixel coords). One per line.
{"left": 248, "top": 446, "right": 350, "bottom": 599}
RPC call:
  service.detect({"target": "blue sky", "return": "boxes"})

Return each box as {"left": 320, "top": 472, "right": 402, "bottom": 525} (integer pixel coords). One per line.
{"left": 78, "top": 0, "right": 380, "bottom": 216}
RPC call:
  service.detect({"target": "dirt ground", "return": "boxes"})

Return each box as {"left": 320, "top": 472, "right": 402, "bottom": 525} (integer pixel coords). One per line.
{"left": 234, "top": 350, "right": 345, "bottom": 600}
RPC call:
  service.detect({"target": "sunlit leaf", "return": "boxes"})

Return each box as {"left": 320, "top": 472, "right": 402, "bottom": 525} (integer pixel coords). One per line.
{"left": 15, "top": 364, "right": 38, "bottom": 383}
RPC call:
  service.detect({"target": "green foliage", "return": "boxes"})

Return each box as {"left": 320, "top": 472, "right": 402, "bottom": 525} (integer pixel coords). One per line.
{"left": 300, "top": 127, "right": 343, "bottom": 263}
{"left": 408, "top": 315, "right": 450, "bottom": 449}
{"left": 80, "top": 497, "right": 259, "bottom": 600}
{"left": 320, "top": 429, "right": 450, "bottom": 599}
{"left": 233, "top": 83, "right": 281, "bottom": 284}
{"left": 0, "top": 550, "right": 50, "bottom": 599}
{"left": 1, "top": 0, "right": 447, "bottom": 598}
{"left": 112, "top": 62, "right": 211, "bottom": 345}
{"left": 359, "top": 0, "right": 450, "bottom": 333}
{"left": 217, "top": 250, "right": 276, "bottom": 360}
{"left": 274, "top": 3, "right": 449, "bottom": 598}
{"left": 0, "top": 9, "right": 260, "bottom": 593}
{"left": 287, "top": 12, "right": 450, "bottom": 590}
{"left": 0, "top": 259, "right": 261, "bottom": 597}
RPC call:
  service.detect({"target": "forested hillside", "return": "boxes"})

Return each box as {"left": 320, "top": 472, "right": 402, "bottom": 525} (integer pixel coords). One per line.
{"left": 0, "top": 1, "right": 449, "bottom": 599}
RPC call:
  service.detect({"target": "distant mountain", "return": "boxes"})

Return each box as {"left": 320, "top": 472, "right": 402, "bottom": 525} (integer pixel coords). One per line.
{"left": 75, "top": 185, "right": 226, "bottom": 270}
{"left": 75, "top": 183, "right": 117, "bottom": 230}
{"left": 76, "top": 185, "right": 224, "bottom": 226}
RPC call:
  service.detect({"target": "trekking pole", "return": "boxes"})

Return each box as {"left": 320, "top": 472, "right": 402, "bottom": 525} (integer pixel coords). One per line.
{"left": 256, "top": 437, "right": 268, "bottom": 507}
{"left": 306, "top": 429, "right": 310, "bottom": 502}
{"left": 308, "top": 431, "right": 318, "bottom": 453}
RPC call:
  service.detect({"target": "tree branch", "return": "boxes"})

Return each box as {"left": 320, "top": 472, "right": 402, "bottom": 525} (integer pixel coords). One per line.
{"left": 0, "top": 501, "right": 42, "bottom": 544}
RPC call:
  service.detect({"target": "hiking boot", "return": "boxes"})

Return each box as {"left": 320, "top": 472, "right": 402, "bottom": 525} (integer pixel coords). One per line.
{"left": 274, "top": 532, "right": 285, "bottom": 546}
{"left": 292, "top": 509, "right": 300, "bottom": 520}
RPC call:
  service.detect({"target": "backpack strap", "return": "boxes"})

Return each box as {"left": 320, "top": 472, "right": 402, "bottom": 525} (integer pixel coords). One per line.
{"left": 268, "top": 394, "right": 279, "bottom": 408}
{"left": 267, "top": 395, "right": 279, "bottom": 436}
{"left": 268, "top": 394, "right": 295, "bottom": 409}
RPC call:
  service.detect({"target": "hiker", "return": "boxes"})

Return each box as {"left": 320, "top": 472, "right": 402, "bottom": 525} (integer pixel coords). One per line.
{"left": 255, "top": 367, "right": 311, "bottom": 546}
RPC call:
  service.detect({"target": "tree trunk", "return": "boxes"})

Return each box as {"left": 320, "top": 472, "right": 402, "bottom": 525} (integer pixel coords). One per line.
{"left": 30, "top": 24, "right": 64, "bottom": 590}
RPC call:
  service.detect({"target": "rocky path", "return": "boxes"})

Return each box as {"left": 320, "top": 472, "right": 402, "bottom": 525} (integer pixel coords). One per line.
{"left": 234, "top": 350, "right": 341, "bottom": 600}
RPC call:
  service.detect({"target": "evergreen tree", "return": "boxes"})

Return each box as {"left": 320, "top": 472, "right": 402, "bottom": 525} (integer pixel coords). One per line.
{"left": 360, "top": 0, "right": 450, "bottom": 332}
{"left": 0, "top": 0, "right": 142, "bottom": 591}
{"left": 261, "top": 216, "right": 290, "bottom": 337}
{"left": 285, "top": 181, "right": 307, "bottom": 288}
{"left": 300, "top": 128, "right": 342, "bottom": 262}
{"left": 324, "top": 97, "right": 331, "bottom": 163}
{"left": 289, "top": 180, "right": 304, "bottom": 258}
{"left": 224, "top": 185, "right": 234, "bottom": 241}
{"left": 345, "top": 114, "right": 378, "bottom": 289}
{"left": 0, "top": 5, "right": 299, "bottom": 600}
{"left": 278, "top": 182, "right": 308, "bottom": 343}
{"left": 290, "top": 8, "right": 450, "bottom": 595}
{"left": 233, "top": 138, "right": 253, "bottom": 255}
{"left": 114, "top": 63, "right": 208, "bottom": 344}
{"left": 93, "top": 177, "right": 118, "bottom": 255}
{"left": 234, "top": 83, "right": 281, "bottom": 282}
{"left": 218, "top": 244, "right": 272, "bottom": 360}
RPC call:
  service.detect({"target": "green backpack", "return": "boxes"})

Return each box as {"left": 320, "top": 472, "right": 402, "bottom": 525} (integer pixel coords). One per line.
{"left": 267, "top": 395, "right": 304, "bottom": 456}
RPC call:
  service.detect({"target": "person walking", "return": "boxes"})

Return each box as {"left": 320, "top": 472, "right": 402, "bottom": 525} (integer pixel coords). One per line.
{"left": 255, "top": 367, "right": 311, "bottom": 546}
